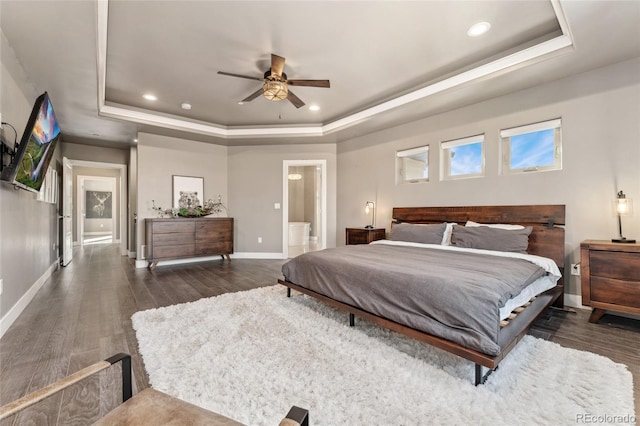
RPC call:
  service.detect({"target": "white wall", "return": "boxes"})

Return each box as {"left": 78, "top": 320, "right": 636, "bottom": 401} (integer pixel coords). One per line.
{"left": 135, "top": 133, "right": 228, "bottom": 260}
{"left": 337, "top": 58, "right": 640, "bottom": 303}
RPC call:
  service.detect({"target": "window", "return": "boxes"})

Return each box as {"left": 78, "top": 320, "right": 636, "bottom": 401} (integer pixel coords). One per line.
{"left": 440, "top": 135, "right": 484, "bottom": 180}
{"left": 500, "top": 119, "right": 562, "bottom": 174}
{"left": 397, "top": 145, "right": 429, "bottom": 183}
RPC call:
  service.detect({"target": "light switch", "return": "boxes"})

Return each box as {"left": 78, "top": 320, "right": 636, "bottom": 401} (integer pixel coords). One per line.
{"left": 274, "top": 203, "right": 281, "bottom": 210}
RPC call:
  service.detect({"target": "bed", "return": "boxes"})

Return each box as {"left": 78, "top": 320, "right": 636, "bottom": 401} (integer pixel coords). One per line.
{"left": 278, "top": 205, "right": 565, "bottom": 385}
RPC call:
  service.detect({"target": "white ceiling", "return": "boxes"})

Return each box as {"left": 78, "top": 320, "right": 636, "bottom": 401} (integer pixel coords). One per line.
{"left": 1, "top": 1, "right": 639, "bottom": 148}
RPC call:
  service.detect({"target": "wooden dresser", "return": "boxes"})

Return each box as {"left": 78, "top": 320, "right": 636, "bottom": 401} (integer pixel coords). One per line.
{"left": 580, "top": 240, "right": 640, "bottom": 323}
{"left": 145, "top": 217, "right": 233, "bottom": 269}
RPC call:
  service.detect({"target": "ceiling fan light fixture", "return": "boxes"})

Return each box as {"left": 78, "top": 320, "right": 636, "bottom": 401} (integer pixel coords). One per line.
{"left": 263, "top": 77, "right": 288, "bottom": 102}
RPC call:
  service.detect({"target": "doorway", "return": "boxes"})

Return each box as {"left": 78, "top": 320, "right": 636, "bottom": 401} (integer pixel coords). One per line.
{"left": 77, "top": 176, "right": 117, "bottom": 245}
{"left": 282, "top": 160, "right": 327, "bottom": 259}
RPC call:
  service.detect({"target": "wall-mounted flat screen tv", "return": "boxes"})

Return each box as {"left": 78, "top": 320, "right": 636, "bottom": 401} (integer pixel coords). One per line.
{"left": 1, "top": 92, "right": 61, "bottom": 193}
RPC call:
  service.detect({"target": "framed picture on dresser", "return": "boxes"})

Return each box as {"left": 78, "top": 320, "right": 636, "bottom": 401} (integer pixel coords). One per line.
{"left": 172, "top": 175, "right": 204, "bottom": 209}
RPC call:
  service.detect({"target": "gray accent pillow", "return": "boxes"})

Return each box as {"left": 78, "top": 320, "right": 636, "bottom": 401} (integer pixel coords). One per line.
{"left": 450, "top": 225, "right": 533, "bottom": 253}
{"left": 389, "top": 223, "right": 447, "bottom": 245}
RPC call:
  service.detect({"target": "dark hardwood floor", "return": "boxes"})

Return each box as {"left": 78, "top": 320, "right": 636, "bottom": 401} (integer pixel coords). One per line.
{"left": 0, "top": 244, "right": 638, "bottom": 424}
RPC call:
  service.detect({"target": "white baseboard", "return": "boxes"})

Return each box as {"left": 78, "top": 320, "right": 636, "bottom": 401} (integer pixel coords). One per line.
{"left": 563, "top": 293, "right": 588, "bottom": 310}
{"left": 135, "top": 252, "right": 285, "bottom": 268}
{"left": 232, "top": 252, "right": 285, "bottom": 259}
{"left": 0, "top": 260, "right": 59, "bottom": 339}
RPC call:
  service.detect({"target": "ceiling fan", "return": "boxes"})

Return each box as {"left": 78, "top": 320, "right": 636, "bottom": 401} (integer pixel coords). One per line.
{"left": 217, "top": 54, "right": 330, "bottom": 109}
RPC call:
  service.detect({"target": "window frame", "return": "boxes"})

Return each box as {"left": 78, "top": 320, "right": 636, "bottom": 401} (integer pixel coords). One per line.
{"left": 396, "top": 145, "right": 429, "bottom": 184}
{"left": 439, "top": 134, "right": 485, "bottom": 181}
{"left": 500, "top": 118, "right": 562, "bottom": 175}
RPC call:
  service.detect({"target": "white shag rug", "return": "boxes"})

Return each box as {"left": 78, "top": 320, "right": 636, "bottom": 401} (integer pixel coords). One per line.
{"left": 132, "top": 286, "right": 636, "bottom": 426}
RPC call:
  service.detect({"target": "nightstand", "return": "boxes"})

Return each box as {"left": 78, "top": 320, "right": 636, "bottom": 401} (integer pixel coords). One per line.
{"left": 345, "top": 228, "right": 386, "bottom": 245}
{"left": 580, "top": 240, "right": 640, "bottom": 323}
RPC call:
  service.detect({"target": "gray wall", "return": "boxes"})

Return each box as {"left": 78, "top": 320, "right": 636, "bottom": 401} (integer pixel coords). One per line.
{"left": 1, "top": 30, "right": 60, "bottom": 320}
{"left": 62, "top": 142, "right": 129, "bottom": 165}
{"left": 337, "top": 58, "right": 640, "bottom": 302}
{"left": 136, "top": 133, "right": 228, "bottom": 259}
{"left": 228, "top": 144, "right": 337, "bottom": 253}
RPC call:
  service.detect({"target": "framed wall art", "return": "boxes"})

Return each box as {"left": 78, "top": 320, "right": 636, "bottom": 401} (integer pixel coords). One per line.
{"left": 173, "top": 175, "right": 204, "bottom": 209}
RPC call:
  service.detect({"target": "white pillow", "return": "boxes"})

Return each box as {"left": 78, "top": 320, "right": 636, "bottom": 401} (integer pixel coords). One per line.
{"left": 465, "top": 220, "right": 525, "bottom": 230}
{"left": 441, "top": 222, "right": 457, "bottom": 245}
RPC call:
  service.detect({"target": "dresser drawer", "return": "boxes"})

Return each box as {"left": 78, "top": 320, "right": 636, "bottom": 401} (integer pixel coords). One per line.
{"left": 196, "top": 241, "right": 233, "bottom": 255}
{"left": 590, "top": 251, "right": 640, "bottom": 281}
{"left": 590, "top": 277, "right": 640, "bottom": 309}
{"left": 346, "top": 228, "right": 386, "bottom": 245}
{"left": 153, "top": 244, "right": 195, "bottom": 259}
{"left": 154, "top": 233, "right": 194, "bottom": 246}
{"left": 347, "top": 233, "right": 370, "bottom": 245}
{"left": 152, "top": 221, "right": 195, "bottom": 234}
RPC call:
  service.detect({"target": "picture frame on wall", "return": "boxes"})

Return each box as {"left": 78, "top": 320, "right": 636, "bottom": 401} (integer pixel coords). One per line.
{"left": 173, "top": 175, "right": 204, "bottom": 209}
{"left": 86, "top": 190, "right": 113, "bottom": 218}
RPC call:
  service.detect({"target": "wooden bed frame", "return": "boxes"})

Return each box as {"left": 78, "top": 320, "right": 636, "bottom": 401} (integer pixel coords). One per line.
{"left": 278, "top": 205, "right": 565, "bottom": 385}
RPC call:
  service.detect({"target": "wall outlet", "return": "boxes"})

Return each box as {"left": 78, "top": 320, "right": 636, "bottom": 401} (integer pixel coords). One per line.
{"left": 274, "top": 203, "right": 281, "bottom": 210}
{"left": 258, "top": 237, "right": 263, "bottom": 244}
{"left": 570, "top": 263, "right": 581, "bottom": 276}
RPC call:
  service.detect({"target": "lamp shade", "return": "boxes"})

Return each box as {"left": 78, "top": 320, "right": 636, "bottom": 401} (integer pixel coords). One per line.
{"left": 616, "top": 191, "right": 633, "bottom": 216}
{"left": 612, "top": 190, "right": 635, "bottom": 243}
{"left": 365, "top": 201, "right": 375, "bottom": 228}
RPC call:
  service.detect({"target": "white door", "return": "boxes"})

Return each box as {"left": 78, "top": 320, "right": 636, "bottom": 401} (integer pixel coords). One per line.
{"left": 62, "top": 156, "right": 73, "bottom": 266}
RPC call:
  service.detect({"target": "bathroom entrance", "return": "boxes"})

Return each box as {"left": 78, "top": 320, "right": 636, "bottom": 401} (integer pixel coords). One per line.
{"left": 282, "top": 160, "right": 327, "bottom": 258}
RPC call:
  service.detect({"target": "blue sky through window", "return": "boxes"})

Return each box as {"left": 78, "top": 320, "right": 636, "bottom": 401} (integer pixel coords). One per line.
{"left": 510, "top": 129, "right": 555, "bottom": 169}
{"left": 450, "top": 142, "right": 482, "bottom": 175}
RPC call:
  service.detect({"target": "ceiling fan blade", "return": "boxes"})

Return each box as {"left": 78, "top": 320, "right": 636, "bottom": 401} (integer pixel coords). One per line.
{"left": 287, "top": 79, "right": 330, "bottom": 88}
{"left": 271, "top": 54, "right": 286, "bottom": 77}
{"left": 218, "top": 71, "right": 263, "bottom": 82}
{"left": 241, "top": 88, "right": 264, "bottom": 103}
{"left": 287, "top": 89, "right": 305, "bottom": 109}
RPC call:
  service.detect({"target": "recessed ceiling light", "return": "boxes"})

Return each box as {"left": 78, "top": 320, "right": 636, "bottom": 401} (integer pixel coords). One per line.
{"left": 181, "top": 102, "right": 192, "bottom": 110}
{"left": 467, "top": 22, "right": 491, "bottom": 37}
{"left": 143, "top": 93, "right": 157, "bottom": 101}
{"left": 237, "top": 101, "right": 244, "bottom": 105}
{"left": 133, "top": 138, "right": 138, "bottom": 143}
{"left": 309, "top": 105, "right": 320, "bottom": 111}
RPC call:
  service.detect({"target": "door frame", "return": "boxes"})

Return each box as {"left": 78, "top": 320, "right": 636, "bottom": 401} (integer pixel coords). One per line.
{"left": 282, "top": 159, "right": 327, "bottom": 259}
{"left": 69, "top": 160, "right": 128, "bottom": 256}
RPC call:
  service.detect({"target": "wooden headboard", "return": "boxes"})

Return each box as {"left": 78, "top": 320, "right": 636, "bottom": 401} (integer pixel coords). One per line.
{"left": 392, "top": 205, "right": 565, "bottom": 269}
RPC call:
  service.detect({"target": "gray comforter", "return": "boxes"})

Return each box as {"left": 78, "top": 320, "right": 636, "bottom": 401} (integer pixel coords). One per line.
{"left": 281, "top": 243, "right": 546, "bottom": 356}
